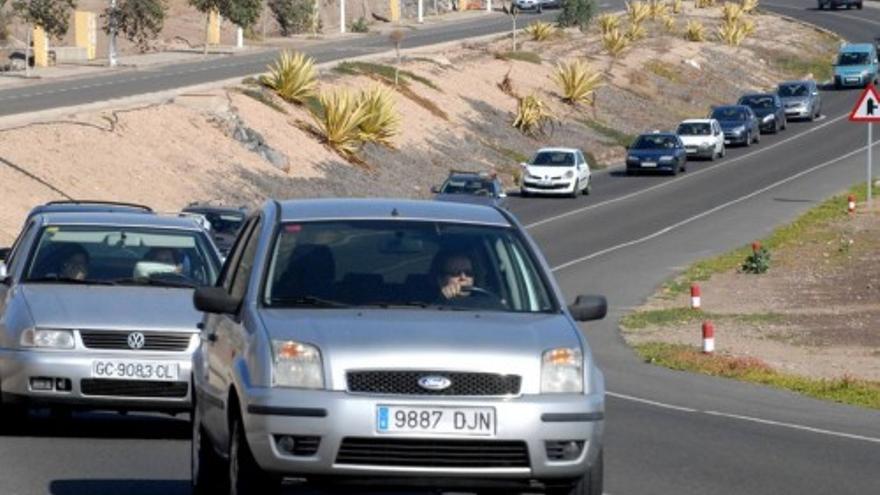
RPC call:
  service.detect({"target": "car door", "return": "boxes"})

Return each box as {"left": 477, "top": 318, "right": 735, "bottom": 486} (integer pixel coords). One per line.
{"left": 812, "top": 82, "right": 822, "bottom": 114}
{"left": 577, "top": 151, "right": 589, "bottom": 183}
{"left": 713, "top": 121, "right": 724, "bottom": 152}
{"left": 199, "top": 216, "right": 261, "bottom": 439}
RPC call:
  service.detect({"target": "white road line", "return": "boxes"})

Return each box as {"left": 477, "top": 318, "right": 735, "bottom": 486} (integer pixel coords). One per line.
{"left": 551, "top": 140, "right": 867, "bottom": 272}
{"left": 525, "top": 113, "right": 847, "bottom": 230}
{"left": 608, "top": 391, "right": 880, "bottom": 444}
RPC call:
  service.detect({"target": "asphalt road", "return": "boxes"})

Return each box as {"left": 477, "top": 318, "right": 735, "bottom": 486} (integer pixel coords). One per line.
{"left": 3, "top": 1, "right": 880, "bottom": 495}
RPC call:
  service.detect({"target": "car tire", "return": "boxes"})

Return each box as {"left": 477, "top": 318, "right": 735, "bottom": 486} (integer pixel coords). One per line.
{"left": 546, "top": 449, "right": 603, "bottom": 495}
{"left": 754, "top": 131, "right": 760, "bottom": 144}
{"left": 229, "top": 414, "right": 279, "bottom": 495}
{"left": 781, "top": 117, "right": 787, "bottom": 130}
{"left": 570, "top": 179, "right": 579, "bottom": 198}
{"left": 192, "top": 407, "right": 227, "bottom": 495}
{"left": 744, "top": 132, "right": 752, "bottom": 147}
{"left": 709, "top": 149, "right": 716, "bottom": 161}
{"left": 583, "top": 177, "right": 592, "bottom": 195}
{"left": 858, "top": 2, "right": 863, "bottom": 8}
{"left": 0, "top": 403, "right": 27, "bottom": 433}
{"left": 520, "top": 188, "right": 529, "bottom": 198}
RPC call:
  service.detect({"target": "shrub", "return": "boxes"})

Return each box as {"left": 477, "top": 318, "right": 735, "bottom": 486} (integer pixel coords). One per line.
{"left": 557, "top": 0, "right": 595, "bottom": 32}
{"left": 741, "top": 0, "right": 758, "bottom": 13}
{"left": 684, "top": 20, "right": 705, "bottom": 41}
{"left": 672, "top": 0, "right": 683, "bottom": 13}
{"left": 525, "top": 20, "right": 556, "bottom": 41}
{"left": 695, "top": 0, "right": 714, "bottom": 7}
{"left": 259, "top": 50, "right": 318, "bottom": 104}
{"left": 626, "top": 21, "right": 647, "bottom": 40}
{"left": 269, "top": 0, "right": 318, "bottom": 35}
{"left": 661, "top": 15, "right": 676, "bottom": 33}
{"left": 742, "top": 244, "right": 771, "bottom": 273}
{"left": 602, "top": 28, "right": 630, "bottom": 56}
{"left": 626, "top": 1, "right": 650, "bottom": 25}
{"left": 721, "top": 2, "right": 743, "bottom": 23}
{"left": 648, "top": 0, "right": 668, "bottom": 20}
{"left": 357, "top": 86, "right": 400, "bottom": 147}
{"left": 740, "top": 18, "right": 755, "bottom": 35}
{"left": 596, "top": 13, "right": 621, "bottom": 34}
{"left": 310, "top": 88, "right": 369, "bottom": 159}
{"left": 350, "top": 16, "right": 369, "bottom": 32}
{"left": 553, "top": 60, "right": 603, "bottom": 106}
{"left": 513, "top": 94, "right": 555, "bottom": 136}
{"left": 717, "top": 18, "right": 746, "bottom": 45}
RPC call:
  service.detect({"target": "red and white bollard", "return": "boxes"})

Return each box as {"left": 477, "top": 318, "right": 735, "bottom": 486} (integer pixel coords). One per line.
{"left": 702, "top": 321, "right": 715, "bottom": 354}
{"left": 690, "top": 283, "right": 701, "bottom": 310}
{"left": 848, "top": 194, "right": 856, "bottom": 215}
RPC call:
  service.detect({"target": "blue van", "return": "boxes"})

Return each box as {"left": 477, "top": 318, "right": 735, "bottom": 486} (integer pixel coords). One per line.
{"left": 834, "top": 43, "right": 879, "bottom": 89}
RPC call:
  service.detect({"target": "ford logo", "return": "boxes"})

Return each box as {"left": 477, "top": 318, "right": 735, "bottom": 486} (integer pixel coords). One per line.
{"left": 418, "top": 375, "right": 452, "bottom": 391}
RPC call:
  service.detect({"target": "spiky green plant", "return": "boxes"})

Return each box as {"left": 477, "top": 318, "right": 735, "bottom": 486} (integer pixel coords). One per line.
{"left": 672, "top": 0, "right": 683, "bottom": 13}
{"left": 524, "top": 20, "right": 556, "bottom": 41}
{"left": 741, "top": 0, "right": 758, "bottom": 13}
{"left": 626, "top": 21, "right": 647, "bottom": 40}
{"left": 512, "top": 94, "right": 554, "bottom": 136}
{"left": 626, "top": 0, "right": 651, "bottom": 24}
{"left": 684, "top": 20, "right": 705, "bottom": 41}
{"left": 721, "top": 2, "right": 744, "bottom": 23}
{"left": 259, "top": 51, "right": 318, "bottom": 104}
{"left": 717, "top": 18, "right": 746, "bottom": 45}
{"left": 357, "top": 86, "right": 400, "bottom": 147}
{"left": 310, "top": 88, "right": 369, "bottom": 158}
{"left": 602, "top": 28, "right": 631, "bottom": 56}
{"left": 597, "top": 13, "right": 622, "bottom": 34}
{"left": 553, "top": 60, "right": 604, "bottom": 106}
{"left": 649, "top": 0, "right": 669, "bottom": 20}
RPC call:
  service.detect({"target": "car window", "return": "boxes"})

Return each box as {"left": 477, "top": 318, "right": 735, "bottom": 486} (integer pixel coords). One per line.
{"left": 23, "top": 225, "right": 220, "bottom": 288}
{"left": 530, "top": 152, "right": 575, "bottom": 166}
{"left": 740, "top": 96, "right": 775, "bottom": 109}
{"left": 838, "top": 52, "right": 870, "bottom": 66}
{"left": 632, "top": 135, "right": 678, "bottom": 149}
{"left": 778, "top": 84, "right": 809, "bottom": 97}
{"left": 711, "top": 107, "right": 746, "bottom": 121}
{"left": 262, "top": 220, "right": 556, "bottom": 313}
{"left": 441, "top": 179, "right": 492, "bottom": 196}
{"left": 677, "top": 123, "right": 712, "bottom": 136}
{"left": 229, "top": 218, "right": 262, "bottom": 301}
{"left": 219, "top": 217, "right": 258, "bottom": 291}
{"left": 5, "top": 219, "right": 38, "bottom": 269}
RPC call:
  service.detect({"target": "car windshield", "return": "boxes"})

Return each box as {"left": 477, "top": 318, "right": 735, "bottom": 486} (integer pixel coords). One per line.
{"left": 740, "top": 96, "right": 775, "bottom": 109}
{"left": 24, "top": 225, "right": 220, "bottom": 288}
{"left": 632, "top": 135, "right": 678, "bottom": 149}
{"left": 677, "top": 123, "right": 712, "bottom": 136}
{"left": 712, "top": 107, "right": 747, "bottom": 121}
{"left": 838, "top": 52, "right": 870, "bottom": 66}
{"left": 530, "top": 151, "right": 575, "bottom": 167}
{"left": 778, "top": 84, "right": 809, "bottom": 97}
{"left": 188, "top": 210, "right": 245, "bottom": 235}
{"left": 262, "top": 220, "right": 556, "bottom": 313}
{"left": 441, "top": 179, "right": 493, "bottom": 196}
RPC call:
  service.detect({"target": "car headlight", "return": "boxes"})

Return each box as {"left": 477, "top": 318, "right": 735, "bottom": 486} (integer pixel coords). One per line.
{"left": 733, "top": 125, "right": 746, "bottom": 134}
{"left": 762, "top": 114, "right": 774, "bottom": 123}
{"left": 626, "top": 156, "right": 639, "bottom": 163}
{"left": 272, "top": 340, "right": 324, "bottom": 389}
{"left": 564, "top": 170, "right": 574, "bottom": 179}
{"left": 20, "top": 328, "right": 75, "bottom": 349}
{"left": 541, "top": 347, "right": 583, "bottom": 393}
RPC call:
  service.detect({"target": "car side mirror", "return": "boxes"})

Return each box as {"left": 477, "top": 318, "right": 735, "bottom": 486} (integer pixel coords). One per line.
{"left": 0, "top": 262, "right": 8, "bottom": 283}
{"left": 568, "top": 295, "right": 607, "bottom": 322}
{"left": 498, "top": 191, "right": 508, "bottom": 198}
{"left": 431, "top": 185, "right": 440, "bottom": 194}
{"left": 194, "top": 286, "right": 241, "bottom": 315}
{"left": 0, "top": 247, "right": 9, "bottom": 262}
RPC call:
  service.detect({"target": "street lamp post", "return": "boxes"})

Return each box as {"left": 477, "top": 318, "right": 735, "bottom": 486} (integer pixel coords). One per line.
{"left": 108, "top": 0, "right": 118, "bottom": 67}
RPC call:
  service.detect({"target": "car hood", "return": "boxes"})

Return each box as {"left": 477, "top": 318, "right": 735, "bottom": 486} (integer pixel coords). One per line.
{"left": 20, "top": 284, "right": 202, "bottom": 331}
{"left": 780, "top": 96, "right": 810, "bottom": 106}
{"left": 434, "top": 194, "right": 500, "bottom": 207}
{"left": 679, "top": 135, "right": 716, "bottom": 146}
{"left": 718, "top": 120, "right": 748, "bottom": 130}
{"left": 750, "top": 108, "right": 776, "bottom": 118}
{"left": 627, "top": 149, "right": 672, "bottom": 159}
{"left": 259, "top": 309, "right": 582, "bottom": 392}
{"left": 524, "top": 165, "right": 576, "bottom": 177}
{"left": 835, "top": 65, "right": 873, "bottom": 75}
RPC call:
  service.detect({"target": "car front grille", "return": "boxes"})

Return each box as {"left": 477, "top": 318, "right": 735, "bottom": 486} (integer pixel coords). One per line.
{"left": 80, "top": 331, "right": 193, "bottom": 352}
{"left": 524, "top": 182, "right": 570, "bottom": 190}
{"left": 346, "top": 371, "right": 521, "bottom": 396}
{"left": 80, "top": 379, "right": 189, "bottom": 398}
{"left": 335, "top": 438, "right": 530, "bottom": 468}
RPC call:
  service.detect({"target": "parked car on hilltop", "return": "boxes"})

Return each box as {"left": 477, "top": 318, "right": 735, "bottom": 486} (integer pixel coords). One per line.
{"left": 676, "top": 119, "right": 726, "bottom": 160}
{"left": 520, "top": 147, "right": 592, "bottom": 198}
{"left": 710, "top": 105, "right": 760, "bottom": 147}
{"left": 191, "top": 198, "right": 608, "bottom": 495}
{"left": 626, "top": 132, "right": 688, "bottom": 175}
{"left": 737, "top": 93, "right": 787, "bottom": 134}
{"left": 777, "top": 80, "right": 822, "bottom": 121}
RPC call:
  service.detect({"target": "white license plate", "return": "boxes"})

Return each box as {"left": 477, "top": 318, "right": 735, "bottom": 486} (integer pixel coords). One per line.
{"left": 91, "top": 360, "right": 180, "bottom": 381}
{"left": 641, "top": 161, "right": 657, "bottom": 168}
{"left": 377, "top": 405, "right": 495, "bottom": 437}
{"left": 724, "top": 139, "right": 731, "bottom": 144}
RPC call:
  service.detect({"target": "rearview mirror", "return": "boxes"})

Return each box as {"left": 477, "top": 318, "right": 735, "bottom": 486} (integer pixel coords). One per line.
{"left": 194, "top": 286, "right": 241, "bottom": 315}
{"left": 568, "top": 295, "right": 608, "bottom": 322}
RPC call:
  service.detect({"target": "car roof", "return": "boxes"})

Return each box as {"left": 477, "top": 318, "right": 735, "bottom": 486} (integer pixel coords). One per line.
{"left": 840, "top": 43, "right": 874, "bottom": 52}
{"left": 740, "top": 93, "right": 776, "bottom": 98}
{"left": 182, "top": 205, "right": 247, "bottom": 215}
{"left": 28, "top": 201, "right": 153, "bottom": 218}
{"left": 636, "top": 132, "right": 677, "bottom": 138}
{"left": 36, "top": 212, "right": 208, "bottom": 231}
{"left": 535, "top": 147, "right": 579, "bottom": 153}
{"left": 713, "top": 105, "right": 749, "bottom": 111}
{"left": 276, "top": 198, "right": 511, "bottom": 227}
{"left": 779, "top": 80, "right": 814, "bottom": 86}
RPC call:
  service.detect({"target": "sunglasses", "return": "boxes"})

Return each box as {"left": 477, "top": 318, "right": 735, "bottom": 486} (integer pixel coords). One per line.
{"left": 445, "top": 268, "right": 474, "bottom": 277}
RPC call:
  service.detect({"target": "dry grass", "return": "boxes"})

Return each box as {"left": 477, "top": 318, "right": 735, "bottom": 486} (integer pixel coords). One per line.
{"left": 626, "top": 21, "right": 648, "bottom": 41}
{"left": 717, "top": 18, "right": 747, "bottom": 46}
{"left": 626, "top": 0, "right": 651, "bottom": 24}
{"left": 649, "top": 0, "right": 669, "bottom": 20}
{"left": 685, "top": 20, "right": 706, "bottom": 41}
{"left": 721, "top": 2, "right": 744, "bottom": 23}
{"left": 741, "top": 0, "right": 759, "bottom": 14}
{"left": 672, "top": 0, "right": 683, "bottom": 13}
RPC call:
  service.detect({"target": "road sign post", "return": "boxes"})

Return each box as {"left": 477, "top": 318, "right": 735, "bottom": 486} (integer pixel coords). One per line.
{"left": 848, "top": 83, "right": 880, "bottom": 208}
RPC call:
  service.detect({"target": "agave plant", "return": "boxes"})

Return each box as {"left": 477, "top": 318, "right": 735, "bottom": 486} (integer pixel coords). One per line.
{"left": 310, "top": 89, "right": 369, "bottom": 159}
{"left": 740, "top": 18, "right": 756, "bottom": 36}
{"left": 602, "top": 28, "right": 631, "bottom": 57}
{"left": 259, "top": 51, "right": 318, "bottom": 105}
{"left": 524, "top": 21, "right": 556, "bottom": 41}
{"left": 721, "top": 2, "right": 744, "bottom": 23}
{"left": 662, "top": 15, "right": 677, "bottom": 33}
{"left": 649, "top": 0, "right": 669, "bottom": 20}
{"left": 717, "top": 19, "right": 746, "bottom": 45}
{"left": 741, "top": 0, "right": 759, "bottom": 13}
{"left": 597, "top": 13, "right": 622, "bottom": 35}
{"left": 512, "top": 94, "right": 554, "bottom": 136}
{"left": 357, "top": 86, "right": 400, "bottom": 148}
{"left": 684, "top": 20, "right": 705, "bottom": 41}
{"left": 626, "top": 21, "right": 648, "bottom": 41}
{"left": 626, "top": 1, "right": 651, "bottom": 25}
{"left": 672, "top": 0, "right": 683, "bottom": 14}
{"left": 553, "top": 60, "right": 604, "bottom": 106}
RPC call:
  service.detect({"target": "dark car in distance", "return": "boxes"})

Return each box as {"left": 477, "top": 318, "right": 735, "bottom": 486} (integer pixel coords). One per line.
{"left": 737, "top": 93, "right": 787, "bottom": 134}
{"left": 180, "top": 203, "right": 247, "bottom": 256}
{"left": 626, "top": 132, "right": 688, "bottom": 176}
{"left": 432, "top": 171, "right": 508, "bottom": 209}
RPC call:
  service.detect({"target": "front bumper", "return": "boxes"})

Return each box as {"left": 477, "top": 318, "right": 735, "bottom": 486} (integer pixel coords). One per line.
{"left": 626, "top": 160, "right": 678, "bottom": 172}
{"left": 0, "top": 348, "right": 193, "bottom": 412}
{"left": 522, "top": 179, "right": 577, "bottom": 195}
{"left": 242, "top": 388, "right": 604, "bottom": 482}
{"left": 684, "top": 146, "right": 715, "bottom": 158}
{"left": 835, "top": 74, "right": 870, "bottom": 87}
{"left": 784, "top": 105, "right": 811, "bottom": 118}
{"left": 723, "top": 132, "right": 749, "bottom": 145}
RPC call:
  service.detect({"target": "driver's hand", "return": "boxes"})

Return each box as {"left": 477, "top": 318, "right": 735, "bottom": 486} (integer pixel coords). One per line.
{"left": 442, "top": 279, "right": 464, "bottom": 299}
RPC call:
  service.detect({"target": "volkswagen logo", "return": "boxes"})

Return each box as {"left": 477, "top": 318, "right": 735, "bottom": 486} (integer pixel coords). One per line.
{"left": 418, "top": 375, "right": 452, "bottom": 391}
{"left": 127, "top": 332, "right": 146, "bottom": 350}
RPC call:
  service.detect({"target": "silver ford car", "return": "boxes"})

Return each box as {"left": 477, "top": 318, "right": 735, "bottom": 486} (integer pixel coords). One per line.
{"left": 191, "top": 199, "right": 608, "bottom": 495}
{"left": 0, "top": 211, "right": 222, "bottom": 418}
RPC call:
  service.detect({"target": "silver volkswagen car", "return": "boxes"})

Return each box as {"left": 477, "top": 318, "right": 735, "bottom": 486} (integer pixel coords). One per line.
{"left": 191, "top": 199, "right": 607, "bottom": 495}
{"left": 0, "top": 211, "right": 222, "bottom": 419}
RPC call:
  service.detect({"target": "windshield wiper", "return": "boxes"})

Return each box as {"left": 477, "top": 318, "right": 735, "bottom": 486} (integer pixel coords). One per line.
{"left": 110, "top": 278, "right": 197, "bottom": 289}
{"left": 26, "top": 276, "right": 114, "bottom": 285}
{"left": 358, "top": 301, "right": 433, "bottom": 309}
{"left": 268, "top": 296, "right": 350, "bottom": 308}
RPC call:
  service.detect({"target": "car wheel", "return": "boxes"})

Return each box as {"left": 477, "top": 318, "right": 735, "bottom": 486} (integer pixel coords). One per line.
{"left": 192, "top": 406, "right": 227, "bottom": 495}
{"left": 744, "top": 132, "right": 752, "bottom": 147}
{"left": 229, "top": 414, "right": 279, "bottom": 495}
{"left": 582, "top": 177, "right": 592, "bottom": 195}
{"left": 858, "top": 2, "right": 863, "bottom": 8}
{"left": 0, "top": 403, "right": 28, "bottom": 433}
{"left": 546, "top": 449, "right": 603, "bottom": 495}
{"left": 569, "top": 179, "right": 579, "bottom": 198}
{"left": 709, "top": 149, "right": 716, "bottom": 161}
{"left": 520, "top": 188, "right": 529, "bottom": 198}
{"left": 754, "top": 131, "right": 760, "bottom": 144}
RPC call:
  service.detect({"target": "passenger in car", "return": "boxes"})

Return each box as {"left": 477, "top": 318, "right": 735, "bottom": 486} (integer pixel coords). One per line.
{"left": 58, "top": 245, "right": 90, "bottom": 281}
{"left": 144, "top": 247, "right": 183, "bottom": 273}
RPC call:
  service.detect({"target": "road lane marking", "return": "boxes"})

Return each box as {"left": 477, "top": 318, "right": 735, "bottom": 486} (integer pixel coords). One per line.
{"left": 551, "top": 140, "right": 868, "bottom": 272}
{"left": 524, "top": 113, "right": 848, "bottom": 230}
{"left": 606, "top": 391, "right": 698, "bottom": 413}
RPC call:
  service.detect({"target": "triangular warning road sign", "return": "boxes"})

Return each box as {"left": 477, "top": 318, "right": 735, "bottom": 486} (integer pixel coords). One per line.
{"left": 849, "top": 83, "right": 880, "bottom": 122}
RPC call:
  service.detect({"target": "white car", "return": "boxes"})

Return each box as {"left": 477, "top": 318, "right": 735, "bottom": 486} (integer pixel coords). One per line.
{"left": 676, "top": 119, "right": 726, "bottom": 160}
{"left": 520, "top": 147, "right": 592, "bottom": 198}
